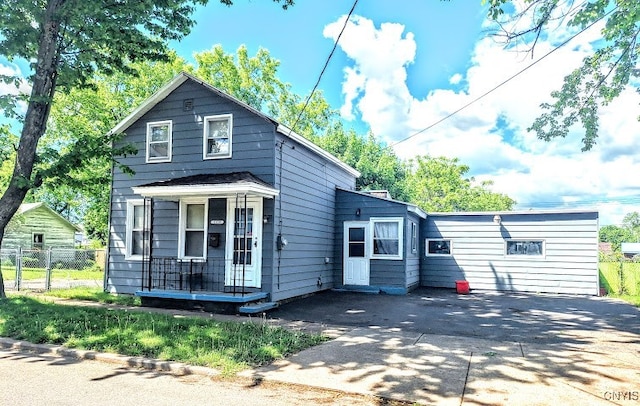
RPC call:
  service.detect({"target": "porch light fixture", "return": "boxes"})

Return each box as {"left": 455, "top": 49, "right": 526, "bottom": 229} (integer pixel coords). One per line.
{"left": 355, "top": 208, "right": 361, "bottom": 217}
{"left": 263, "top": 215, "right": 271, "bottom": 224}
{"left": 493, "top": 214, "right": 502, "bottom": 225}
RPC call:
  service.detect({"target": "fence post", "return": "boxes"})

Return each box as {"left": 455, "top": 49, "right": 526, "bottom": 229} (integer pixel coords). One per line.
{"left": 15, "top": 247, "right": 22, "bottom": 291}
{"left": 45, "top": 248, "right": 52, "bottom": 291}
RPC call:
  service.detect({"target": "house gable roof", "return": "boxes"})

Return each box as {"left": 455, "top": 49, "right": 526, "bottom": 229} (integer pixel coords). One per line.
{"left": 18, "top": 203, "right": 81, "bottom": 232}
{"left": 108, "top": 72, "right": 360, "bottom": 178}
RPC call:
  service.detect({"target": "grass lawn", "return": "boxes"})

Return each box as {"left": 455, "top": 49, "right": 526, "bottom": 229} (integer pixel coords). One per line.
{"left": 42, "top": 286, "right": 141, "bottom": 306}
{"left": 2, "top": 268, "right": 103, "bottom": 281}
{"left": 0, "top": 294, "right": 327, "bottom": 375}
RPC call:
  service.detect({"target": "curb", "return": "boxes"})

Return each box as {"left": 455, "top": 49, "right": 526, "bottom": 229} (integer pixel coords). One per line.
{"left": 0, "top": 337, "right": 219, "bottom": 377}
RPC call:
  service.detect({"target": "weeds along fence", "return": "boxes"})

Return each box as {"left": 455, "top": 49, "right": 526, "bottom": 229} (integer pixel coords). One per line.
{"left": 0, "top": 248, "right": 105, "bottom": 292}
{"left": 599, "top": 261, "right": 640, "bottom": 296}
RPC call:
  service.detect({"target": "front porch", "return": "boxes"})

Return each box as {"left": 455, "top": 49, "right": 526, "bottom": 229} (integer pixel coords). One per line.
{"left": 136, "top": 257, "right": 273, "bottom": 312}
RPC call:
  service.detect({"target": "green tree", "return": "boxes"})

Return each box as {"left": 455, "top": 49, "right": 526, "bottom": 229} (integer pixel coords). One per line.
{"left": 484, "top": 0, "right": 639, "bottom": 150}
{"left": 404, "top": 155, "right": 515, "bottom": 212}
{"left": 0, "top": 0, "right": 293, "bottom": 297}
{"left": 599, "top": 224, "right": 633, "bottom": 252}
{"left": 622, "top": 211, "right": 640, "bottom": 243}
{"left": 195, "top": 45, "right": 334, "bottom": 140}
{"left": 313, "top": 125, "right": 409, "bottom": 201}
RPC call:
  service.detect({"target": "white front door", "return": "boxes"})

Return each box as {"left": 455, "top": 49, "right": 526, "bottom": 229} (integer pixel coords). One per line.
{"left": 343, "top": 221, "right": 370, "bottom": 285}
{"left": 225, "top": 197, "right": 262, "bottom": 288}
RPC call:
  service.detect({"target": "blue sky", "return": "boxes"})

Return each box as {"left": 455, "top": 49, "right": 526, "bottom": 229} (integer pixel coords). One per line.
{"left": 1, "top": 1, "right": 639, "bottom": 225}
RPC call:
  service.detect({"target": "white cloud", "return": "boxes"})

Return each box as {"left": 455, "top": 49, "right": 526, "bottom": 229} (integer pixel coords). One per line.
{"left": 325, "top": 13, "right": 640, "bottom": 225}
{"left": 0, "top": 62, "right": 31, "bottom": 121}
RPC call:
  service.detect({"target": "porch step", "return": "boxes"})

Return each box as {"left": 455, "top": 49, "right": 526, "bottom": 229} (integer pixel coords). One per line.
{"left": 238, "top": 301, "right": 279, "bottom": 314}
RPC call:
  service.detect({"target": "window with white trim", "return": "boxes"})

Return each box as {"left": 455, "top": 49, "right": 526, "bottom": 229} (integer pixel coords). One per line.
{"left": 179, "top": 200, "right": 208, "bottom": 259}
{"left": 426, "top": 239, "right": 451, "bottom": 255}
{"left": 146, "top": 120, "right": 172, "bottom": 163}
{"left": 506, "top": 240, "right": 544, "bottom": 256}
{"left": 371, "top": 217, "right": 403, "bottom": 260}
{"left": 126, "top": 200, "right": 147, "bottom": 260}
{"left": 410, "top": 222, "right": 417, "bottom": 254}
{"left": 203, "top": 114, "right": 232, "bottom": 159}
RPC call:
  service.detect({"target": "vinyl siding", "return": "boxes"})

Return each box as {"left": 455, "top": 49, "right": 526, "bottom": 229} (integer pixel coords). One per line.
{"left": 107, "top": 80, "right": 277, "bottom": 294}
{"left": 421, "top": 212, "right": 599, "bottom": 295}
{"left": 334, "top": 189, "right": 419, "bottom": 292}
{"left": 269, "top": 133, "right": 356, "bottom": 302}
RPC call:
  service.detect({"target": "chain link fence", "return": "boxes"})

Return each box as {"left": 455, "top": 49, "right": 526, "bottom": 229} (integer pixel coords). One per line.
{"left": 1, "top": 248, "right": 105, "bottom": 291}
{"left": 599, "top": 261, "right": 640, "bottom": 296}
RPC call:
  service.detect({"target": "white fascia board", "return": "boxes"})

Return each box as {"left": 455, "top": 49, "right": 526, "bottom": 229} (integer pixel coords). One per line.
{"left": 108, "top": 73, "right": 190, "bottom": 136}
{"left": 132, "top": 184, "right": 279, "bottom": 199}
{"left": 276, "top": 124, "right": 360, "bottom": 178}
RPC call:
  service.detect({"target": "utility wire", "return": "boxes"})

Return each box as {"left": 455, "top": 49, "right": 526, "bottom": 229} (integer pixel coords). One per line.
{"left": 390, "top": 6, "right": 618, "bottom": 148}
{"left": 287, "top": 0, "right": 359, "bottom": 134}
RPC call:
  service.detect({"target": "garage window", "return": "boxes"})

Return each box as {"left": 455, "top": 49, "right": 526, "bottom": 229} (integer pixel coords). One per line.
{"left": 506, "top": 240, "right": 544, "bottom": 256}
{"left": 426, "top": 239, "right": 451, "bottom": 255}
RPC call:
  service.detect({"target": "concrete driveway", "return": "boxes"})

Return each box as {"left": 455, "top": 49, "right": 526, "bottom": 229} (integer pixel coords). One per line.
{"left": 246, "top": 288, "right": 640, "bottom": 405}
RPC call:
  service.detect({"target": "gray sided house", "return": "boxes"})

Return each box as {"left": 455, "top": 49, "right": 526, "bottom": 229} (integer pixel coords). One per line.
{"left": 105, "top": 72, "right": 601, "bottom": 310}
{"left": 422, "top": 211, "right": 599, "bottom": 295}
{"left": 106, "top": 72, "right": 360, "bottom": 310}
{"left": 335, "top": 189, "right": 426, "bottom": 295}
{"left": 2, "top": 203, "right": 80, "bottom": 250}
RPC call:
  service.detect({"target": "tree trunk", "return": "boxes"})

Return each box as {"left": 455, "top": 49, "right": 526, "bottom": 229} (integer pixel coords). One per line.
{"left": 0, "top": 0, "right": 64, "bottom": 298}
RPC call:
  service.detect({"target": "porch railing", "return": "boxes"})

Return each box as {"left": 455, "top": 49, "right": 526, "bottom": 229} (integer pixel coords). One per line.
{"left": 141, "top": 257, "right": 251, "bottom": 294}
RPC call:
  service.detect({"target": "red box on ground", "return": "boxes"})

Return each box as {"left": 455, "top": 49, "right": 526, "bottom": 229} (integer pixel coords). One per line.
{"left": 455, "top": 280, "right": 470, "bottom": 294}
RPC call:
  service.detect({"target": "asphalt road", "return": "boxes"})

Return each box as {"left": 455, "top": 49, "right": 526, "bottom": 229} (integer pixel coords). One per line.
{"left": 0, "top": 350, "right": 385, "bottom": 406}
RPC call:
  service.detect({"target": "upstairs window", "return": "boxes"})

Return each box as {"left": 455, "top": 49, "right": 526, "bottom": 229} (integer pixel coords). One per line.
{"left": 203, "top": 114, "right": 232, "bottom": 159}
{"left": 146, "top": 120, "right": 172, "bottom": 163}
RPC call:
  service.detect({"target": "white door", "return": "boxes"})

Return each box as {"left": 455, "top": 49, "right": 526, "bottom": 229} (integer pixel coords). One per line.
{"left": 225, "top": 197, "right": 263, "bottom": 288}
{"left": 343, "top": 222, "right": 370, "bottom": 285}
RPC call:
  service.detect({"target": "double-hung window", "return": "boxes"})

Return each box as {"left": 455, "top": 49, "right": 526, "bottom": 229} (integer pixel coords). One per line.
{"left": 203, "top": 114, "right": 232, "bottom": 159}
{"left": 146, "top": 120, "right": 172, "bottom": 163}
{"left": 179, "top": 200, "right": 208, "bottom": 259}
{"left": 371, "top": 217, "right": 403, "bottom": 260}
{"left": 126, "top": 200, "right": 147, "bottom": 260}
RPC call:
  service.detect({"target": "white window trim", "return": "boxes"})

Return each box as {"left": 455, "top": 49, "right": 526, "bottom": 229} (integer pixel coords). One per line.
{"left": 125, "top": 199, "right": 145, "bottom": 260}
{"left": 410, "top": 222, "right": 417, "bottom": 254}
{"left": 504, "top": 239, "right": 546, "bottom": 258}
{"left": 146, "top": 120, "right": 172, "bottom": 163}
{"left": 370, "top": 217, "right": 403, "bottom": 260}
{"left": 178, "top": 199, "right": 209, "bottom": 260}
{"left": 203, "top": 114, "right": 233, "bottom": 160}
{"left": 426, "top": 239, "right": 453, "bottom": 256}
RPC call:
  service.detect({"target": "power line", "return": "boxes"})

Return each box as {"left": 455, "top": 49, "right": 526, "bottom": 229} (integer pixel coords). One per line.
{"left": 390, "top": 6, "right": 618, "bottom": 148}
{"left": 287, "top": 0, "right": 359, "bottom": 134}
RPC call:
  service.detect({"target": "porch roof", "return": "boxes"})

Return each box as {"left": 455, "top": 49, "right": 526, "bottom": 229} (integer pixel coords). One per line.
{"left": 132, "top": 172, "right": 279, "bottom": 199}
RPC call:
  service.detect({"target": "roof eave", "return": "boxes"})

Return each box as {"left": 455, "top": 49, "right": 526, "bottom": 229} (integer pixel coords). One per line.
{"left": 132, "top": 184, "right": 280, "bottom": 200}
{"left": 276, "top": 124, "right": 361, "bottom": 178}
